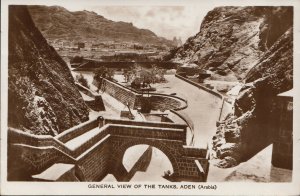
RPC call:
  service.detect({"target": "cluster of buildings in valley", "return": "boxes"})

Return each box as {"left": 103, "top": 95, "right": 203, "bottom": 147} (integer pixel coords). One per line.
{"left": 48, "top": 39, "right": 173, "bottom": 53}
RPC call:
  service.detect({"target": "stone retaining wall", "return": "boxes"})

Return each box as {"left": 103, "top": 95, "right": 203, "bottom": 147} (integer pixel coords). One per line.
{"left": 149, "top": 95, "right": 181, "bottom": 111}
{"left": 100, "top": 78, "right": 187, "bottom": 111}
{"left": 76, "top": 135, "right": 111, "bottom": 181}
{"left": 100, "top": 79, "right": 140, "bottom": 109}
{"left": 104, "top": 118, "right": 187, "bottom": 130}
{"left": 7, "top": 143, "right": 75, "bottom": 181}
{"left": 8, "top": 116, "right": 209, "bottom": 182}
{"left": 8, "top": 127, "right": 73, "bottom": 155}
{"left": 272, "top": 96, "right": 293, "bottom": 169}
{"left": 175, "top": 74, "right": 223, "bottom": 99}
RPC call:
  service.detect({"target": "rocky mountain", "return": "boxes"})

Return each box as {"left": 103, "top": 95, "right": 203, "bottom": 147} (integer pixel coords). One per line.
{"left": 8, "top": 5, "right": 89, "bottom": 136}
{"left": 27, "top": 5, "right": 176, "bottom": 47}
{"left": 213, "top": 27, "right": 293, "bottom": 167}
{"left": 169, "top": 6, "right": 292, "bottom": 81}
{"left": 168, "top": 6, "right": 293, "bottom": 167}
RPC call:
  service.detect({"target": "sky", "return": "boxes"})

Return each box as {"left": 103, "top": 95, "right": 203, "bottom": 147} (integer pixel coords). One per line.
{"left": 85, "top": 6, "right": 214, "bottom": 42}
{"left": 45, "top": 1, "right": 216, "bottom": 42}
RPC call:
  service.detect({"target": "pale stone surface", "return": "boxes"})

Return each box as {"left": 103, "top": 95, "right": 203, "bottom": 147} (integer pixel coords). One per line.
{"left": 102, "top": 174, "right": 117, "bottom": 182}
{"left": 64, "top": 127, "right": 103, "bottom": 150}
{"left": 153, "top": 75, "right": 225, "bottom": 149}
{"left": 123, "top": 145, "right": 149, "bottom": 172}
{"left": 208, "top": 144, "right": 292, "bottom": 182}
{"left": 130, "top": 147, "right": 173, "bottom": 182}
{"left": 32, "top": 163, "right": 76, "bottom": 181}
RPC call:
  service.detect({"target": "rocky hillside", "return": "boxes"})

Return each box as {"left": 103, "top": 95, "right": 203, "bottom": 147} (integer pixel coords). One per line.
{"left": 8, "top": 6, "right": 89, "bottom": 136}
{"left": 170, "top": 6, "right": 292, "bottom": 81}
{"left": 28, "top": 5, "right": 175, "bottom": 47}
{"left": 168, "top": 6, "right": 293, "bottom": 167}
{"left": 213, "top": 27, "right": 293, "bottom": 167}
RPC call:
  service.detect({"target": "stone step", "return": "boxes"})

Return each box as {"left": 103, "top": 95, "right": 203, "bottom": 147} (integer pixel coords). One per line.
{"left": 63, "top": 124, "right": 185, "bottom": 159}
{"left": 32, "top": 163, "right": 79, "bottom": 181}
{"left": 64, "top": 125, "right": 108, "bottom": 151}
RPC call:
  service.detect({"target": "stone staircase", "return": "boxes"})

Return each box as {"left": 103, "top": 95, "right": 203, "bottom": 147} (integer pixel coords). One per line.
{"left": 10, "top": 116, "right": 208, "bottom": 182}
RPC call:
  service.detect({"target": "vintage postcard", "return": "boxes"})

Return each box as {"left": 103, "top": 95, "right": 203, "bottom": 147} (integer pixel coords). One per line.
{"left": 1, "top": 0, "right": 300, "bottom": 195}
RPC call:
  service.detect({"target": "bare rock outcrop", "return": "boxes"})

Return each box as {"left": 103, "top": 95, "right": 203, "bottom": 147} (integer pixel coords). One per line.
{"left": 169, "top": 7, "right": 292, "bottom": 82}
{"left": 212, "top": 28, "right": 293, "bottom": 167}
{"left": 168, "top": 6, "right": 293, "bottom": 167}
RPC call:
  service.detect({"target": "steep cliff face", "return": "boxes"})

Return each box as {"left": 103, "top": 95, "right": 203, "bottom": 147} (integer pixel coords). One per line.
{"left": 8, "top": 6, "right": 89, "bottom": 135}
{"left": 213, "top": 28, "right": 292, "bottom": 167}
{"left": 169, "top": 6, "right": 293, "bottom": 167}
{"left": 171, "top": 6, "right": 292, "bottom": 82}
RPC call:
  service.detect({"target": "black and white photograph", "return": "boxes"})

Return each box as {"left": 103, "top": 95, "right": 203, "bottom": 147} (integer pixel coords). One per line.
{"left": 1, "top": 0, "right": 299, "bottom": 195}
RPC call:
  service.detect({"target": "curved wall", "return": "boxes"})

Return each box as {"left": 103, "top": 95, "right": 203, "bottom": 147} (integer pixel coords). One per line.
{"left": 100, "top": 78, "right": 187, "bottom": 111}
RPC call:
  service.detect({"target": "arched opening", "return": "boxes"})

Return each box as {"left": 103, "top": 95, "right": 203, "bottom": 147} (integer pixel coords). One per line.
{"left": 121, "top": 144, "right": 174, "bottom": 182}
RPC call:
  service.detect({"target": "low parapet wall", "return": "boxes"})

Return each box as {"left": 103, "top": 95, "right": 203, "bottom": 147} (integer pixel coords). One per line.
{"left": 175, "top": 74, "right": 223, "bottom": 99}
{"left": 8, "top": 114, "right": 210, "bottom": 182}
{"left": 55, "top": 118, "right": 99, "bottom": 143}
{"left": 7, "top": 128, "right": 76, "bottom": 181}
{"left": 8, "top": 115, "right": 188, "bottom": 155}
{"left": 8, "top": 127, "right": 73, "bottom": 155}
{"left": 104, "top": 117, "right": 187, "bottom": 130}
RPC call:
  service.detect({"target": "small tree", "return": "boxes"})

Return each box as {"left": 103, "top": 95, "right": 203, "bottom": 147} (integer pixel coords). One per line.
{"left": 106, "top": 68, "right": 115, "bottom": 80}
{"left": 93, "top": 66, "right": 115, "bottom": 91}
{"left": 94, "top": 66, "right": 107, "bottom": 82}
{"left": 75, "top": 74, "right": 90, "bottom": 89}
{"left": 70, "top": 56, "right": 84, "bottom": 64}
{"left": 124, "top": 69, "right": 134, "bottom": 83}
{"left": 157, "top": 68, "right": 167, "bottom": 82}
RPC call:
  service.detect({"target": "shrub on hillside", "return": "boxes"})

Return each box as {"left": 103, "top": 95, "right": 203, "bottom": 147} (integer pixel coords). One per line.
{"left": 70, "top": 56, "right": 84, "bottom": 64}
{"left": 76, "top": 74, "right": 90, "bottom": 89}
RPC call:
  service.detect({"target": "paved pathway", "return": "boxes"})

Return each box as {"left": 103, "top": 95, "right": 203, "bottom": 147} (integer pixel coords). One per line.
{"left": 155, "top": 75, "right": 224, "bottom": 148}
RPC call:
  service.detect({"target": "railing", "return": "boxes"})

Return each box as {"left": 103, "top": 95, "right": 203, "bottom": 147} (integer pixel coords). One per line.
{"left": 104, "top": 117, "right": 187, "bottom": 130}
{"left": 8, "top": 127, "right": 74, "bottom": 156}
{"left": 175, "top": 74, "right": 223, "bottom": 99}
{"left": 169, "top": 109, "right": 194, "bottom": 146}
{"left": 9, "top": 115, "right": 188, "bottom": 153}
{"left": 55, "top": 118, "right": 99, "bottom": 143}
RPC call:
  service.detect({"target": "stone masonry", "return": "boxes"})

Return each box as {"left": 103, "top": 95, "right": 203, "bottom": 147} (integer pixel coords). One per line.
{"left": 8, "top": 117, "right": 209, "bottom": 182}
{"left": 272, "top": 90, "right": 293, "bottom": 170}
